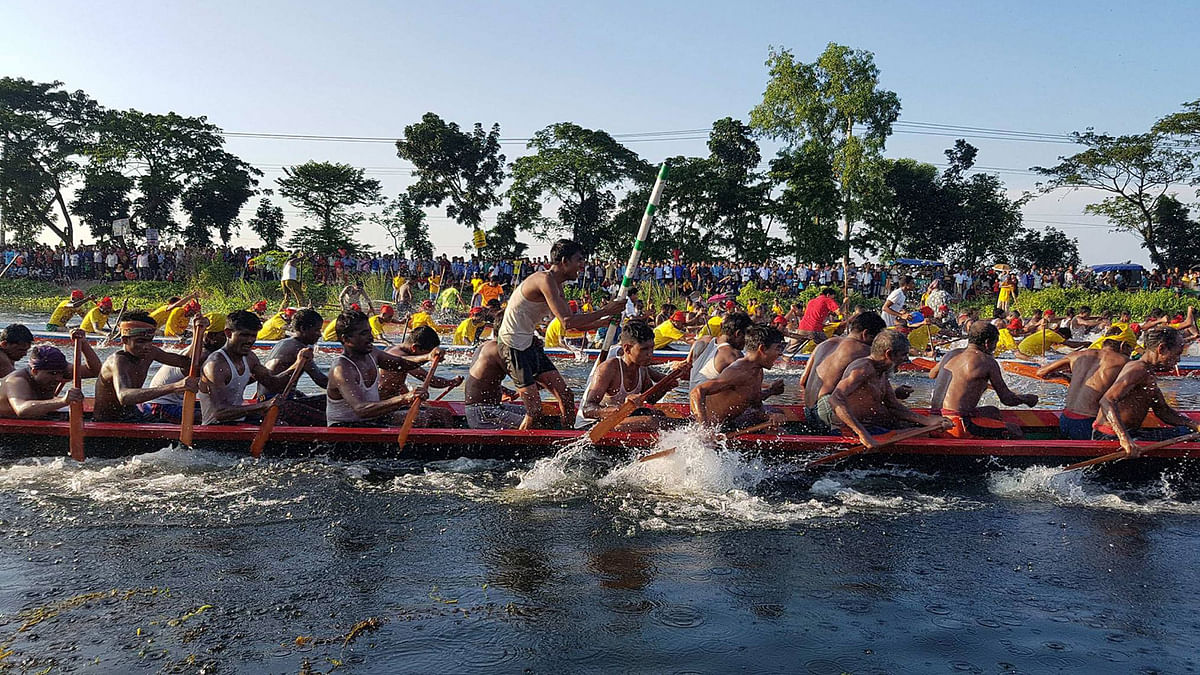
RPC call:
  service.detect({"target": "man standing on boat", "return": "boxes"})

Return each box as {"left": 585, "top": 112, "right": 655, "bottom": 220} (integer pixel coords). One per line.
{"left": 325, "top": 309, "right": 437, "bottom": 427}
{"left": 93, "top": 311, "right": 204, "bottom": 422}
{"left": 199, "top": 310, "right": 317, "bottom": 425}
{"left": 689, "top": 325, "right": 787, "bottom": 429}
{"left": 927, "top": 323, "right": 1038, "bottom": 439}
{"left": 1036, "top": 329, "right": 1132, "bottom": 439}
{"left": 0, "top": 342, "right": 101, "bottom": 419}
{"left": 497, "top": 239, "right": 624, "bottom": 429}
{"left": 882, "top": 276, "right": 914, "bottom": 328}
{"left": 795, "top": 288, "right": 843, "bottom": 346}
{"left": 821, "top": 330, "right": 948, "bottom": 448}
{"left": 0, "top": 325, "right": 34, "bottom": 378}
{"left": 280, "top": 254, "right": 305, "bottom": 309}
{"left": 256, "top": 308, "right": 329, "bottom": 423}
{"left": 1092, "top": 326, "right": 1200, "bottom": 455}
{"left": 800, "top": 311, "right": 888, "bottom": 433}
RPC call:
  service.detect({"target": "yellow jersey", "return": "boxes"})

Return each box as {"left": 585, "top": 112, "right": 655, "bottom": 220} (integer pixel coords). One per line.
{"left": 163, "top": 307, "right": 190, "bottom": 337}
{"left": 702, "top": 316, "right": 723, "bottom": 337}
{"left": 1018, "top": 330, "right": 1065, "bottom": 356}
{"left": 408, "top": 312, "right": 436, "bottom": 331}
{"left": 653, "top": 320, "right": 685, "bottom": 349}
{"left": 453, "top": 318, "right": 486, "bottom": 345}
{"left": 996, "top": 328, "right": 1017, "bottom": 353}
{"left": 368, "top": 314, "right": 390, "bottom": 339}
{"left": 148, "top": 304, "right": 173, "bottom": 328}
{"left": 48, "top": 299, "right": 86, "bottom": 328}
{"left": 80, "top": 307, "right": 110, "bottom": 334}
{"left": 428, "top": 276, "right": 441, "bottom": 295}
{"left": 257, "top": 312, "right": 288, "bottom": 341}
{"left": 321, "top": 319, "right": 339, "bottom": 342}
{"left": 392, "top": 275, "right": 405, "bottom": 291}
{"left": 906, "top": 324, "right": 940, "bottom": 352}
{"left": 544, "top": 317, "right": 565, "bottom": 347}
{"left": 471, "top": 278, "right": 484, "bottom": 294}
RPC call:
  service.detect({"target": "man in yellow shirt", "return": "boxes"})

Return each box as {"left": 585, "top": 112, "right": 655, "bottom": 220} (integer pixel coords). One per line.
{"left": 406, "top": 299, "right": 438, "bottom": 332}
{"left": 149, "top": 294, "right": 196, "bottom": 329}
{"left": 369, "top": 304, "right": 403, "bottom": 342}
{"left": 453, "top": 307, "right": 490, "bottom": 345}
{"left": 46, "top": 290, "right": 93, "bottom": 332}
{"left": 653, "top": 311, "right": 690, "bottom": 349}
{"left": 544, "top": 301, "right": 579, "bottom": 348}
{"left": 257, "top": 308, "right": 295, "bottom": 340}
{"left": 164, "top": 300, "right": 201, "bottom": 337}
{"left": 469, "top": 274, "right": 485, "bottom": 305}
{"left": 80, "top": 297, "right": 116, "bottom": 334}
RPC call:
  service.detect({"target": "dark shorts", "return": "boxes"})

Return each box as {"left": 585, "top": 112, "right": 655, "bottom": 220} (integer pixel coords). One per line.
{"left": 500, "top": 337, "right": 558, "bottom": 389}
{"left": 1093, "top": 425, "right": 1192, "bottom": 442}
{"left": 1059, "top": 411, "right": 1094, "bottom": 440}
{"left": 805, "top": 403, "right": 833, "bottom": 434}
{"left": 137, "top": 402, "right": 187, "bottom": 424}
{"left": 796, "top": 329, "right": 827, "bottom": 345}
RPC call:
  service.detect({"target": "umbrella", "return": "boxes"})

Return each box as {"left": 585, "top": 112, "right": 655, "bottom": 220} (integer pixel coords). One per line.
{"left": 707, "top": 293, "right": 728, "bottom": 303}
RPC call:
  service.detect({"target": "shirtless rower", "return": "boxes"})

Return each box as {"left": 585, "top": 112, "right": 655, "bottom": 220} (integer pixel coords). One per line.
{"left": 689, "top": 325, "right": 787, "bottom": 429}
{"left": 377, "top": 325, "right": 460, "bottom": 426}
{"left": 1091, "top": 326, "right": 1200, "bottom": 455}
{"left": 256, "top": 308, "right": 329, "bottom": 423}
{"left": 0, "top": 341, "right": 101, "bottom": 419}
{"left": 464, "top": 340, "right": 525, "bottom": 429}
{"left": 92, "top": 311, "right": 203, "bottom": 422}
{"left": 199, "top": 310, "right": 317, "bottom": 425}
{"left": 688, "top": 311, "right": 753, "bottom": 391}
{"left": 325, "top": 309, "right": 435, "bottom": 427}
{"left": 0, "top": 324, "right": 34, "bottom": 378}
{"left": 821, "top": 330, "right": 948, "bottom": 448}
{"left": 497, "top": 239, "right": 625, "bottom": 429}
{"left": 339, "top": 279, "right": 373, "bottom": 314}
{"left": 578, "top": 320, "right": 690, "bottom": 433}
{"left": 143, "top": 314, "right": 229, "bottom": 423}
{"left": 799, "top": 311, "right": 887, "bottom": 433}
{"left": 1035, "top": 329, "right": 1132, "bottom": 439}
{"left": 927, "top": 323, "right": 1038, "bottom": 439}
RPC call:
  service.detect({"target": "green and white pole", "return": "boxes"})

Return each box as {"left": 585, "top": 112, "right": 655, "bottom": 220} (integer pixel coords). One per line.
{"left": 589, "top": 163, "right": 668, "bottom": 378}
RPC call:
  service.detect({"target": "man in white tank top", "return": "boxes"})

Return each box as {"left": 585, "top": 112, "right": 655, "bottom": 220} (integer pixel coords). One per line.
{"left": 577, "top": 320, "right": 687, "bottom": 432}
{"left": 325, "top": 310, "right": 439, "bottom": 426}
{"left": 687, "top": 311, "right": 752, "bottom": 392}
{"left": 199, "top": 310, "right": 316, "bottom": 425}
{"left": 495, "top": 239, "right": 624, "bottom": 430}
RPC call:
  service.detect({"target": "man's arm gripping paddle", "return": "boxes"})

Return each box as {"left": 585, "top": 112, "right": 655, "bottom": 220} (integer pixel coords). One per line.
{"left": 397, "top": 351, "right": 442, "bottom": 450}
{"left": 250, "top": 352, "right": 310, "bottom": 458}
{"left": 69, "top": 334, "right": 85, "bottom": 461}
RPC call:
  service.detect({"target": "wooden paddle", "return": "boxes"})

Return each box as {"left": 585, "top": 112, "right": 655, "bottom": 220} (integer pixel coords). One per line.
{"left": 179, "top": 310, "right": 205, "bottom": 448}
{"left": 1060, "top": 430, "right": 1200, "bottom": 472}
{"left": 68, "top": 335, "right": 85, "bottom": 461}
{"left": 104, "top": 298, "right": 130, "bottom": 345}
{"left": 637, "top": 419, "right": 781, "bottom": 463}
{"left": 250, "top": 353, "right": 310, "bottom": 458}
{"left": 806, "top": 423, "right": 944, "bottom": 469}
{"left": 396, "top": 352, "right": 443, "bottom": 450}
{"left": 588, "top": 356, "right": 691, "bottom": 444}
{"left": 434, "top": 377, "right": 461, "bottom": 401}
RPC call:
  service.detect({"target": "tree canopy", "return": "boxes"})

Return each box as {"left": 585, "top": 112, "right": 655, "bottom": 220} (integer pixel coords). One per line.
{"left": 279, "top": 161, "right": 381, "bottom": 255}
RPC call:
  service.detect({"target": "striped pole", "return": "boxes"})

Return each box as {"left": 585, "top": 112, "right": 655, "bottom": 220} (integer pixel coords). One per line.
{"left": 588, "top": 163, "right": 668, "bottom": 381}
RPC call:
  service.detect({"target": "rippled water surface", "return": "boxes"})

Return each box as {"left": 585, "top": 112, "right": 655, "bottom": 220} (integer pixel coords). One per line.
{"left": 3, "top": 313, "right": 1200, "bottom": 672}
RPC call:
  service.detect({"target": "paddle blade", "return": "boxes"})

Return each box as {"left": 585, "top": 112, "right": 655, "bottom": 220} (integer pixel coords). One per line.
{"left": 251, "top": 405, "right": 280, "bottom": 458}
{"left": 179, "top": 390, "right": 198, "bottom": 447}
{"left": 1061, "top": 449, "right": 1127, "bottom": 472}
{"left": 587, "top": 399, "right": 637, "bottom": 444}
{"left": 638, "top": 447, "right": 677, "bottom": 463}
{"left": 395, "top": 400, "right": 423, "bottom": 449}
{"left": 69, "top": 400, "right": 84, "bottom": 461}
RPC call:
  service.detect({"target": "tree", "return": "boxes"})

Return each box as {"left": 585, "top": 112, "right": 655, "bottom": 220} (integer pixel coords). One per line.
{"left": 278, "top": 161, "right": 381, "bottom": 255}
{"left": 768, "top": 145, "right": 843, "bottom": 264}
{"left": 69, "top": 168, "right": 133, "bottom": 241}
{"left": 486, "top": 209, "right": 530, "bottom": 260}
{"left": 0, "top": 78, "right": 101, "bottom": 245}
{"left": 750, "top": 43, "right": 901, "bottom": 286}
{"left": 372, "top": 194, "right": 432, "bottom": 259}
{"left": 90, "top": 109, "right": 259, "bottom": 243}
{"left": 1152, "top": 195, "right": 1200, "bottom": 269}
{"left": 705, "top": 118, "right": 775, "bottom": 259}
{"left": 247, "top": 197, "right": 286, "bottom": 250}
{"left": 858, "top": 158, "right": 943, "bottom": 260}
{"left": 1009, "top": 227, "right": 1082, "bottom": 270}
{"left": 506, "top": 122, "right": 648, "bottom": 253}
{"left": 1032, "top": 131, "right": 1194, "bottom": 267}
{"left": 395, "top": 113, "right": 505, "bottom": 234}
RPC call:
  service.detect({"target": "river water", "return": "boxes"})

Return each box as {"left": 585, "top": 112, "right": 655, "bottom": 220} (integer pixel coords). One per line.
{"left": 1, "top": 314, "right": 1199, "bottom": 673}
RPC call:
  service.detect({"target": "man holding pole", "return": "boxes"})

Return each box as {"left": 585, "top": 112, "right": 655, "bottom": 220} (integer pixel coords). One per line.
{"left": 497, "top": 239, "right": 625, "bottom": 430}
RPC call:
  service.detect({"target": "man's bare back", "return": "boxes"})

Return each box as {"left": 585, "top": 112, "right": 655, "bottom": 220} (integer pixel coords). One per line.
{"left": 464, "top": 341, "right": 510, "bottom": 406}
{"left": 1045, "top": 349, "right": 1128, "bottom": 417}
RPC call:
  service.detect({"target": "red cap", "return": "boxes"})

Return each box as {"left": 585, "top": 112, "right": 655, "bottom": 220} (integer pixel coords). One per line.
{"left": 70, "top": 290, "right": 84, "bottom": 301}
{"left": 1175, "top": 314, "right": 1185, "bottom": 323}
{"left": 919, "top": 306, "right": 933, "bottom": 316}
{"left": 569, "top": 300, "right": 579, "bottom": 312}
{"left": 421, "top": 299, "right": 434, "bottom": 309}
{"left": 671, "top": 311, "right": 687, "bottom": 322}
{"left": 469, "top": 306, "right": 484, "bottom": 317}
{"left": 1131, "top": 322, "right": 1141, "bottom": 333}
{"left": 772, "top": 315, "right": 786, "bottom": 325}
{"left": 350, "top": 303, "right": 361, "bottom": 311}
{"left": 724, "top": 301, "right": 736, "bottom": 311}
{"left": 381, "top": 304, "right": 393, "bottom": 315}
{"left": 253, "top": 300, "right": 267, "bottom": 312}
{"left": 1043, "top": 309, "right": 1054, "bottom": 317}
{"left": 938, "top": 305, "right": 949, "bottom": 312}
{"left": 184, "top": 300, "right": 200, "bottom": 313}
{"left": 283, "top": 308, "right": 296, "bottom": 318}
{"left": 99, "top": 296, "right": 113, "bottom": 307}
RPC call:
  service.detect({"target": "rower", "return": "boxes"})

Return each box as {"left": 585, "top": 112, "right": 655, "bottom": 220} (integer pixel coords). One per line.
{"left": 453, "top": 307, "right": 491, "bottom": 346}
{"left": 436, "top": 285, "right": 463, "bottom": 311}
{"left": 820, "top": 330, "right": 948, "bottom": 447}
{"left": 543, "top": 301, "right": 579, "bottom": 348}
{"left": 46, "top": 290, "right": 94, "bottom": 332}
{"left": 578, "top": 321, "right": 689, "bottom": 433}
{"left": 144, "top": 314, "right": 229, "bottom": 423}
{"left": 795, "top": 287, "right": 841, "bottom": 346}
{"left": 0, "top": 324, "right": 34, "bottom": 378}
{"left": 1017, "top": 311, "right": 1066, "bottom": 357}
{"left": 339, "top": 279, "right": 373, "bottom": 314}
{"left": 0, "top": 341, "right": 101, "bottom": 419}
{"left": 370, "top": 304, "right": 403, "bottom": 342}
{"left": 405, "top": 299, "right": 438, "bottom": 332}
{"left": 1092, "top": 326, "right": 1200, "bottom": 455}
{"left": 688, "top": 311, "right": 752, "bottom": 390}
{"left": 257, "top": 307, "right": 295, "bottom": 341}
{"left": 325, "top": 309, "right": 436, "bottom": 427}
{"left": 93, "top": 311, "right": 203, "bottom": 422}
{"left": 378, "top": 326, "right": 460, "bottom": 426}
{"left": 1070, "top": 305, "right": 1102, "bottom": 335}
{"left": 497, "top": 239, "right": 624, "bottom": 429}
{"left": 689, "top": 325, "right": 787, "bottom": 429}
{"left": 799, "top": 311, "right": 887, "bottom": 433}
{"left": 1036, "top": 329, "right": 1132, "bottom": 439}
{"left": 149, "top": 294, "right": 196, "bottom": 331}
{"left": 652, "top": 310, "right": 689, "bottom": 350}
{"left": 256, "top": 308, "right": 329, "bottom": 423}
{"left": 199, "top": 310, "right": 316, "bottom": 425}
{"left": 79, "top": 296, "right": 115, "bottom": 334}
{"left": 463, "top": 340, "right": 524, "bottom": 429}
{"left": 475, "top": 277, "right": 505, "bottom": 308}
{"left": 164, "top": 299, "right": 201, "bottom": 338}
{"left": 927, "top": 323, "right": 1038, "bottom": 439}
{"left": 251, "top": 300, "right": 270, "bottom": 320}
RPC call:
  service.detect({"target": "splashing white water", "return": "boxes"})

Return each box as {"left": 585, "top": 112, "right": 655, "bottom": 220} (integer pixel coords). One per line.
{"left": 598, "top": 425, "right": 767, "bottom": 494}
{"left": 988, "top": 465, "right": 1200, "bottom": 514}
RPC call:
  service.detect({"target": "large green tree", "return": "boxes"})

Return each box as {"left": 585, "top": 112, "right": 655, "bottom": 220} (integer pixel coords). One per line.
{"left": 395, "top": 113, "right": 505, "bottom": 235}
{"left": 1152, "top": 195, "right": 1200, "bottom": 269}
{"left": 506, "top": 122, "right": 648, "bottom": 253}
{"left": 1032, "top": 131, "right": 1193, "bottom": 267}
{"left": 372, "top": 194, "right": 433, "bottom": 259}
{"left": 278, "top": 161, "right": 381, "bottom": 255}
{"left": 1008, "top": 227, "right": 1082, "bottom": 270}
{"left": 247, "top": 197, "right": 286, "bottom": 250}
{"left": 750, "top": 43, "right": 901, "bottom": 285}
{"left": 942, "top": 142, "right": 1026, "bottom": 268}
{"left": 180, "top": 156, "right": 258, "bottom": 246}
{"left": 858, "top": 158, "right": 944, "bottom": 260}
{"left": 767, "top": 144, "right": 843, "bottom": 264}
{"left": 0, "top": 77, "right": 101, "bottom": 245}
{"left": 69, "top": 169, "right": 133, "bottom": 241}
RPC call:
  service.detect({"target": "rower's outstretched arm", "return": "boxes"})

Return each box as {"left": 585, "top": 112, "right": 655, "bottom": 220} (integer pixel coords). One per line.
{"left": 1097, "top": 363, "right": 1148, "bottom": 454}
{"left": 1149, "top": 386, "right": 1200, "bottom": 431}
{"left": 1036, "top": 354, "right": 1074, "bottom": 379}
{"left": 689, "top": 374, "right": 740, "bottom": 425}
{"left": 988, "top": 361, "right": 1038, "bottom": 408}
{"left": 828, "top": 367, "right": 877, "bottom": 447}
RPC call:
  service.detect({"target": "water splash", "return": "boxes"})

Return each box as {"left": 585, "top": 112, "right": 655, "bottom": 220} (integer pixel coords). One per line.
{"left": 988, "top": 465, "right": 1200, "bottom": 514}
{"left": 598, "top": 425, "right": 766, "bottom": 494}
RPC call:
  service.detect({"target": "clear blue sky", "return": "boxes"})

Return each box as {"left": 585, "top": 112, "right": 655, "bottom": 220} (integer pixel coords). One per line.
{"left": 3, "top": 0, "right": 1197, "bottom": 265}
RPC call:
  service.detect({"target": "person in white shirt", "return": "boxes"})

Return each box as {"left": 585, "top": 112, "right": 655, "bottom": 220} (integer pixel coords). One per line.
{"left": 883, "top": 275, "right": 915, "bottom": 327}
